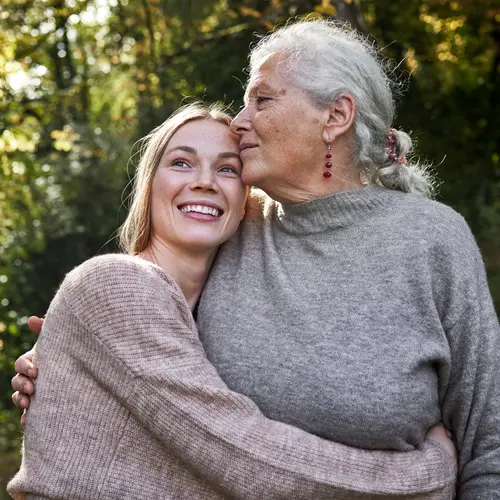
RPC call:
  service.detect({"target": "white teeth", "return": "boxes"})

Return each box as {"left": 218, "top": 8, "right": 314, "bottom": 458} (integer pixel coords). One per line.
{"left": 180, "top": 205, "right": 221, "bottom": 217}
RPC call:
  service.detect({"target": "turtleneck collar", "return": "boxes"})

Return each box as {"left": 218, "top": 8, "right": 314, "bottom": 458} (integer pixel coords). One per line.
{"left": 273, "top": 185, "right": 404, "bottom": 234}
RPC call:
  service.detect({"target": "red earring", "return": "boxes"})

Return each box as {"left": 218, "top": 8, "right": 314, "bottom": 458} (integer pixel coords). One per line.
{"left": 323, "top": 143, "right": 332, "bottom": 178}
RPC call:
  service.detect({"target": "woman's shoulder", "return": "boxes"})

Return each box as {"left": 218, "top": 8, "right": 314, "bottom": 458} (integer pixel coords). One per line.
{"left": 397, "top": 193, "right": 483, "bottom": 265}
{"left": 67, "top": 253, "right": 161, "bottom": 281}
{"left": 69, "top": 252, "right": 155, "bottom": 274}
{"left": 63, "top": 253, "right": 180, "bottom": 300}
{"left": 57, "top": 254, "right": 191, "bottom": 327}
{"left": 405, "top": 193, "right": 466, "bottom": 223}
{"left": 399, "top": 193, "right": 474, "bottom": 241}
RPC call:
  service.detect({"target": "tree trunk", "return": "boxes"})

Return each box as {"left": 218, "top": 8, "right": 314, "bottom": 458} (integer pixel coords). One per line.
{"left": 334, "top": 0, "right": 367, "bottom": 34}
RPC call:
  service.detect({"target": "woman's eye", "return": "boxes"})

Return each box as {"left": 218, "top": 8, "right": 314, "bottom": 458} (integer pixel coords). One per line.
{"left": 256, "top": 96, "right": 271, "bottom": 104}
{"left": 172, "top": 160, "right": 190, "bottom": 168}
{"left": 219, "top": 166, "right": 240, "bottom": 175}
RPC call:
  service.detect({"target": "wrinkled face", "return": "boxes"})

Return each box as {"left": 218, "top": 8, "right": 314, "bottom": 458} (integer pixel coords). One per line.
{"left": 150, "top": 119, "right": 248, "bottom": 253}
{"left": 230, "top": 54, "right": 326, "bottom": 196}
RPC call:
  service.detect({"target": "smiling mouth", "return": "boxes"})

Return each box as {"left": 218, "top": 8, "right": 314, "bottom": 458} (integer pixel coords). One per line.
{"left": 178, "top": 204, "right": 223, "bottom": 218}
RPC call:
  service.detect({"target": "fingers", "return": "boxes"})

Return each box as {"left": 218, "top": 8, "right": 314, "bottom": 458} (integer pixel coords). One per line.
{"left": 425, "top": 422, "right": 446, "bottom": 440}
{"left": 12, "top": 350, "right": 37, "bottom": 425}
{"left": 27, "top": 316, "right": 43, "bottom": 336}
{"left": 430, "top": 422, "right": 445, "bottom": 430}
{"left": 12, "top": 391, "right": 31, "bottom": 410}
{"left": 14, "top": 350, "right": 37, "bottom": 379}
{"left": 425, "top": 423, "right": 456, "bottom": 461}
{"left": 11, "top": 374, "right": 35, "bottom": 395}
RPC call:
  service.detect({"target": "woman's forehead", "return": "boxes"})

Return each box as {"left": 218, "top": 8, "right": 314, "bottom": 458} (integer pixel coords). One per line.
{"left": 168, "top": 120, "right": 236, "bottom": 148}
{"left": 244, "top": 55, "right": 292, "bottom": 101}
{"left": 174, "top": 119, "right": 229, "bottom": 137}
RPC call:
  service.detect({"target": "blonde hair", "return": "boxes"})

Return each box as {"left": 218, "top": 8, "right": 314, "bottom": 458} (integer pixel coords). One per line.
{"left": 118, "top": 103, "right": 233, "bottom": 254}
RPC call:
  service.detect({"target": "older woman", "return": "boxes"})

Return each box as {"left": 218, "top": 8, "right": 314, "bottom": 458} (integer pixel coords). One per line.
{"left": 196, "top": 20, "right": 500, "bottom": 499}
{"left": 12, "top": 19, "right": 499, "bottom": 498}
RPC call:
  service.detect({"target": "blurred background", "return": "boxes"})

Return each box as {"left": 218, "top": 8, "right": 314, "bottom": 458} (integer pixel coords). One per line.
{"left": 0, "top": 0, "right": 499, "bottom": 493}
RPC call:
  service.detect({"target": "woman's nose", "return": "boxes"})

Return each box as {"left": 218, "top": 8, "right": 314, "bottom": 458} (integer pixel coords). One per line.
{"left": 230, "top": 106, "right": 251, "bottom": 135}
{"left": 190, "top": 166, "right": 218, "bottom": 192}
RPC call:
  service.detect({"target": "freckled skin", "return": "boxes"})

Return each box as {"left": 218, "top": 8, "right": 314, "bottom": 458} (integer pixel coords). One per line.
{"left": 231, "top": 55, "right": 328, "bottom": 196}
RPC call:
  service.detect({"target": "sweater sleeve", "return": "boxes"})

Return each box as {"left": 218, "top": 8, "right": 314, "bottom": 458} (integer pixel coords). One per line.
{"left": 438, "top": 233, "right": 500, "bottom": 499}
{"left": 59, "top": 254, "right": 456, "bottom": 499}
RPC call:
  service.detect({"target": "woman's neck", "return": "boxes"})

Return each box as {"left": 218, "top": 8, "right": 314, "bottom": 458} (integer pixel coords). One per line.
{"left": 139, "top": 238, "right": 217, "bottom": 311}
{"left": 267, "top": 169, "right": 364, "bottom": 204}
{"left": 262, "top": 140, "right": 364, "bottom": 205}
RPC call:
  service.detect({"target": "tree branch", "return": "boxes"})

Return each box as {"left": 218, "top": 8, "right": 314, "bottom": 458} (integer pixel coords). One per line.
{"left": 160, "top": 24, "right": 250, "bottom": 64}
{"left": 141, "top": 0, "right": 157, "bottom": 68}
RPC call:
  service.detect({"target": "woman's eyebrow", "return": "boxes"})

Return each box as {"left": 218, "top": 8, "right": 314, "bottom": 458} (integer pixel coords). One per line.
{"left": 257, "top": 82, "right": 274, "bottom": 92}
{"left": 164, "top": 148, "right": 239, "bottom": 160}
{"left": 218, "top": 152, "right": 240, "bottom": 160}
{"left": 165, "top": 145, "right": 197, "bottom": 155}
{"left": 244, "top": 81, "right": 275, "bottom": 102}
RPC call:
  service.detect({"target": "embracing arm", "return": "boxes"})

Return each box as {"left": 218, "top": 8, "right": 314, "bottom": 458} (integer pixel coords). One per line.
{"left": 11, "top": 318, "right": 41, "bottom": 425}
{"left": 39, "top": 255, "right": 456, "bottom": 499}
{"left": 439, "top": 235, "right": 500, "bottom": 499}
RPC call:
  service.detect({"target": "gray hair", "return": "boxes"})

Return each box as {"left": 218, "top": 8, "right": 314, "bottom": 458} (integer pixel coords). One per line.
{"left": 248, "top": 19, "right": 436, "bottom": 197}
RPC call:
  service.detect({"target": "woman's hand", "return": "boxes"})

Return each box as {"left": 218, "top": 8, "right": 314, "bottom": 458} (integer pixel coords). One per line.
{"left": 11, "top": 316, "right": 43, "bottom": 424}
{"left": 425, "top": 422, "right": 456, "bottom": 463}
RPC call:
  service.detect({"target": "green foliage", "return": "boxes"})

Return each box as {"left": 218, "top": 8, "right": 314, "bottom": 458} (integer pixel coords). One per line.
{"left": 0, "top": 450, "right": 20, "bottom": 500}
{"left": 0, "top": 0, "right": 499, "bottom": 485}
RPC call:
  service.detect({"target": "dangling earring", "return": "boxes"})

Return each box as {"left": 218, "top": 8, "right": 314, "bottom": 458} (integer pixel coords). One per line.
{"left": 323, "top": 142, "right": 332, "bottom": 178}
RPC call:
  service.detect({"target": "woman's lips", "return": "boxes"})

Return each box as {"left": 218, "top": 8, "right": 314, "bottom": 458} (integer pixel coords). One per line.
{"left": 240, "top": 143, "right": 258, "bottom": 154}
{"left": 178, "top": 203, "right": 223, "bottom": 222}
{"left": 181, "top": 211, "right": 220, "bottom": 222}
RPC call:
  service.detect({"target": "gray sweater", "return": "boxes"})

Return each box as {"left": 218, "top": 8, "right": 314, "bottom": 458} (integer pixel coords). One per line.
{"left": 8, "top": 254, "right": 456, "bottom": 500}
{"left": 198, "top": 185, "right": 500, "bottom": 499}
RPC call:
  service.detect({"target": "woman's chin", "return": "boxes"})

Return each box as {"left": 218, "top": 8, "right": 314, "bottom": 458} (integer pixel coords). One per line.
{"left": 241, "top": 166, "right": 267, "bottom": 188}
{"left": 178, "top": 233, "right": 227, "bottom": 253}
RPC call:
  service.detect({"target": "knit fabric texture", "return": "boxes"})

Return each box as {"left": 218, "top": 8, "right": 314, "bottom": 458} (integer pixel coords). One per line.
{"left": 198, "top": 185, "right": 500, "bottom": 500}
{"left": 8, "top": 253, "right": 457, "bottom": 499}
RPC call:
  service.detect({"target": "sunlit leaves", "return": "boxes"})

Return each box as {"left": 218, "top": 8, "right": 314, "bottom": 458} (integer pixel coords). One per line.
{"left": 315, "top": 0, "right": 336, "bottom": 17}
{"left": 51, "top": 126, "right": 80, "bottom": 152}
{"left": 238, "top": 6, "right": 262, "bottom": 18}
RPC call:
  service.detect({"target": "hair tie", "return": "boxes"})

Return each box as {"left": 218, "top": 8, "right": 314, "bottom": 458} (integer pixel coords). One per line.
{"left": 386, "top": 128, "right": 408, "bottom": 165}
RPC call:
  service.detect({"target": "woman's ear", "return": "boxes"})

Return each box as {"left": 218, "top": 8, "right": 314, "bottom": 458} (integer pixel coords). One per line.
{"left": 321, "top": 94, "right": 356, "bottom": 144}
